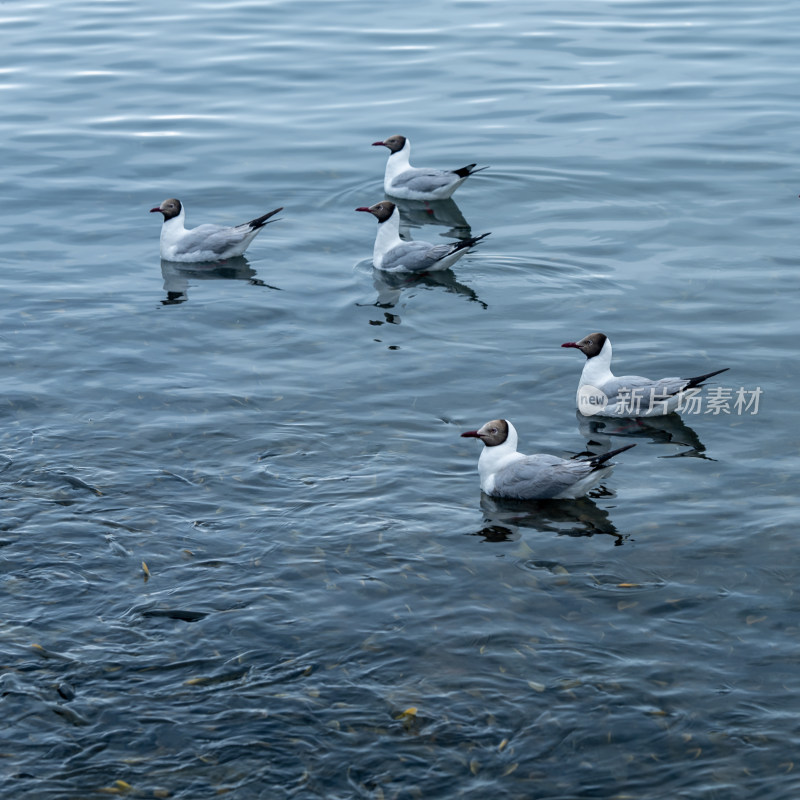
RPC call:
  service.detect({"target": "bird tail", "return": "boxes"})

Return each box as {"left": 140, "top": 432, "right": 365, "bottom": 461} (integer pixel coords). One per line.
{"left": 452, "top": 164, "right": 490, "bottom": 178}
{"left": 451, "top": 231, "right": 491, "bottom": 254}
{"left": 684, "top": 367, "right": 729, "bottom": 390}
{"left": 248, "top": 207, "right": 283, "bottom": 229}
{"left": 466, "top": 231, "right": 491, "bottom": 247}
{"left": 589, "top": 443, "right": 636, "bottom": 469}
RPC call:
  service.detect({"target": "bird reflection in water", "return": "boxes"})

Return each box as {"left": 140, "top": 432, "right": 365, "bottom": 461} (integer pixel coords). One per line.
{"left": 390, "top": 197, "right": 473, "bottom": 240}
{"left": 575, "top": 409, "right": 712, "bottom": 459}
{"left": 365, "top": 268, "right": 488, "bottom": 317}
{"left": 357, "top": 196, "right": 489, "bottom": 319}
{"left": 473, "top": 493, "right": 625, "bottom": 546}
{"left": 159, "top": 256, "right": 280, "bottom": 305}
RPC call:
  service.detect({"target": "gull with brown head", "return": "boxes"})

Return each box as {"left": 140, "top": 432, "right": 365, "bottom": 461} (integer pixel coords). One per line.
{"left": 461, "top": 418, "right": 635, "bottom": 500}
{"left": 356, "top": 201, "right": 489, "bottom": 273}
{"left": 150, "top": 198, "right": 283, "bottom": 263}
{"left": 372, "top": 135, "right": 488, "bottom": 201}
{"left": 561, "top": 332, "right": 728, "bottom": 418}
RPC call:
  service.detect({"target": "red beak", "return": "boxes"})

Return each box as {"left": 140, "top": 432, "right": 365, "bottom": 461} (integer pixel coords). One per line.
{"left": 372, "top": 141, "right": 385, "bottom": 147}
{"left": 355, "top": 207, "right": 371, "bottom": 213}
{"left": 460, "top": 430, "right": 481, "bottom": 439}
{"left": 150, "top": 207, "right": 162, "bottom": 214}
{"left": 561, "top": 342, "right": 580, "bottom": 349}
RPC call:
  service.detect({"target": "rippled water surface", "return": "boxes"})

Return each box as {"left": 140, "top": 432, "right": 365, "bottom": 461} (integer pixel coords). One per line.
{"left": 3, "top": 1, "right": 800, "bottom": 798}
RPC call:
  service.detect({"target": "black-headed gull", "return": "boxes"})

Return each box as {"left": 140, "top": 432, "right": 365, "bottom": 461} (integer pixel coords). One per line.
{"left": 356, "top": 201, "right": 489, "bottom": 273}
{"left": 461, "top": 419, "right": 635, "bottom": 499}
{"left": 150, "top": 198, "right": 282, "bottom": 263}
{"left": 561, "top": 332, "right": 729, "bottom": 418}
{"left": 372, "top": 135, "right": 488, "bottom": 201}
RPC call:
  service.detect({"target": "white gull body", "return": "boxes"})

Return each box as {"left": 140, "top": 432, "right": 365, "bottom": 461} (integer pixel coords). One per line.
{"left": 461, "top": 419, "right": 635, "bottom": 500}
{"left": 561, "top": 332, "right": 729, "bottom": 419}
{"left": 150, "top": 198, "right": 282, "bottom": 263}
{"left": 373, "top": 135, "right": 487, "bottom": 201}
{"left": 356, "top": 201, "right": 489, "bottom": 273}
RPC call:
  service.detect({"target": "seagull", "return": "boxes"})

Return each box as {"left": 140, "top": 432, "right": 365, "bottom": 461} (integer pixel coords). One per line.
{"left": 461, "top": 419, "right": 635, "bottom": 499}
{"left": 356, "top": 201, "right": 489, "bottom": 273}
{"left": 372, "top": 135, "right": 488, "bottom": 201}
{"left": 150, "top": 198, "right": 282, "bottom": 262}
{"left": 561, "top": 332, "right": 729, "bottom": 418}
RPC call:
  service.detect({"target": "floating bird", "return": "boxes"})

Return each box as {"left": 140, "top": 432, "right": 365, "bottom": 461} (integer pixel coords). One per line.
{"left": 372, "top": 135, "right": 488, "bottom": 201}
{"left": 356, "top": 201, "right": 489, "bottom": 273}
{"left": 561, "top": 332, "right": 729, "bottom": 418}
{"left": 150, "top": 198, "right": 282, "bottom": 262}
{"left": 461, "top": 419, "right": 635, "bottom": 499}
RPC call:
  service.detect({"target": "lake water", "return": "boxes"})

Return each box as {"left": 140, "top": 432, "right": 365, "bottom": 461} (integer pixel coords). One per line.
{"left": 2, "top": 1, "right": 800, "bottom": 798}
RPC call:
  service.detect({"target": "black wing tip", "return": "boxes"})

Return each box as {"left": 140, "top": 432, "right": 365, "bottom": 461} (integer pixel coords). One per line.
{"left": 684, "top": 367, "right": 729, "bottom": 389}
{"left": 452, "top": 164, "right": 490, "bottom": 178}
{"left": 449, "top": 232, "right": 490, "bottom": 256}
{"left": 249, "top": 206, "right": 284, "bottom": 229}
{"left": 589, "top": 443, "right": 636, "bottom": 468}
{"left": 461, "top": 231, "right": 491, "bottom": 250}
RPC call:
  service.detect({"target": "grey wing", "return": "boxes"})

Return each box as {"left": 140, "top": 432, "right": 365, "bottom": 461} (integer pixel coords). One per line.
{"left": 494, "top": 455, "right": 593, "bottom": 500}
{"left": 174, "top": 223, "right": 238, "bottom": 257}
{"left": 390, "top": 168, "right": 457, "bottom": 194}
{"left": 604, "top": 375, "right": 687, "bottom": 404}
{"left": 381, "top": 241, "right": 454, "bottom": 272}
{"left": 201, "top": 224, "right": 253, "bottom": 255}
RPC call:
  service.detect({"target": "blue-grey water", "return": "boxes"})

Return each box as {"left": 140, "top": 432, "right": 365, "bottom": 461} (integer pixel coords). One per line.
{"left": 2, "top": 1, "right": 799, "bottom": 798}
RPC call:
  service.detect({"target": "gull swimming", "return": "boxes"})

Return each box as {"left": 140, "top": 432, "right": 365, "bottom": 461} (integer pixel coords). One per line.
{"left": 561, "top": 332, "right": 728, "bottom": 418}
{"left": 372, "top": 135, "right": 488, "bottom": 201}
{"left": 356, "top": 201, "right": 489, "bottom": 273}
{"left": 461, "top": 418, "right": 635, "bottom": 499}
{"left": 150, "top": 198, "right": 282, "bottom": 262}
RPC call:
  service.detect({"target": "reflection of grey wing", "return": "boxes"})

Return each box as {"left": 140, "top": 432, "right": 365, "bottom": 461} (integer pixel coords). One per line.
{"left": 393, "top": 198, "right": 470, "bottom": 233}
{"left": 494, "top": 455, "right": 592, "bottom": 499}
{"left": 381, "top": 242, "right": 453, "bottom": 272}
{"left": 479, "top": 494, "right": 621, "bottom": 541}
{"left": 576, "top": 408, "right": 706, "bottom": 452}
{"left": 390, "top": 168, "right": 455, "bottom": 194}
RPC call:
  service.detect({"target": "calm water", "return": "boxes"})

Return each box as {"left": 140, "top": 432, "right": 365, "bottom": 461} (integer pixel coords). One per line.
{"left": 2, "top": 1, "right": 800, "bottom": 798}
